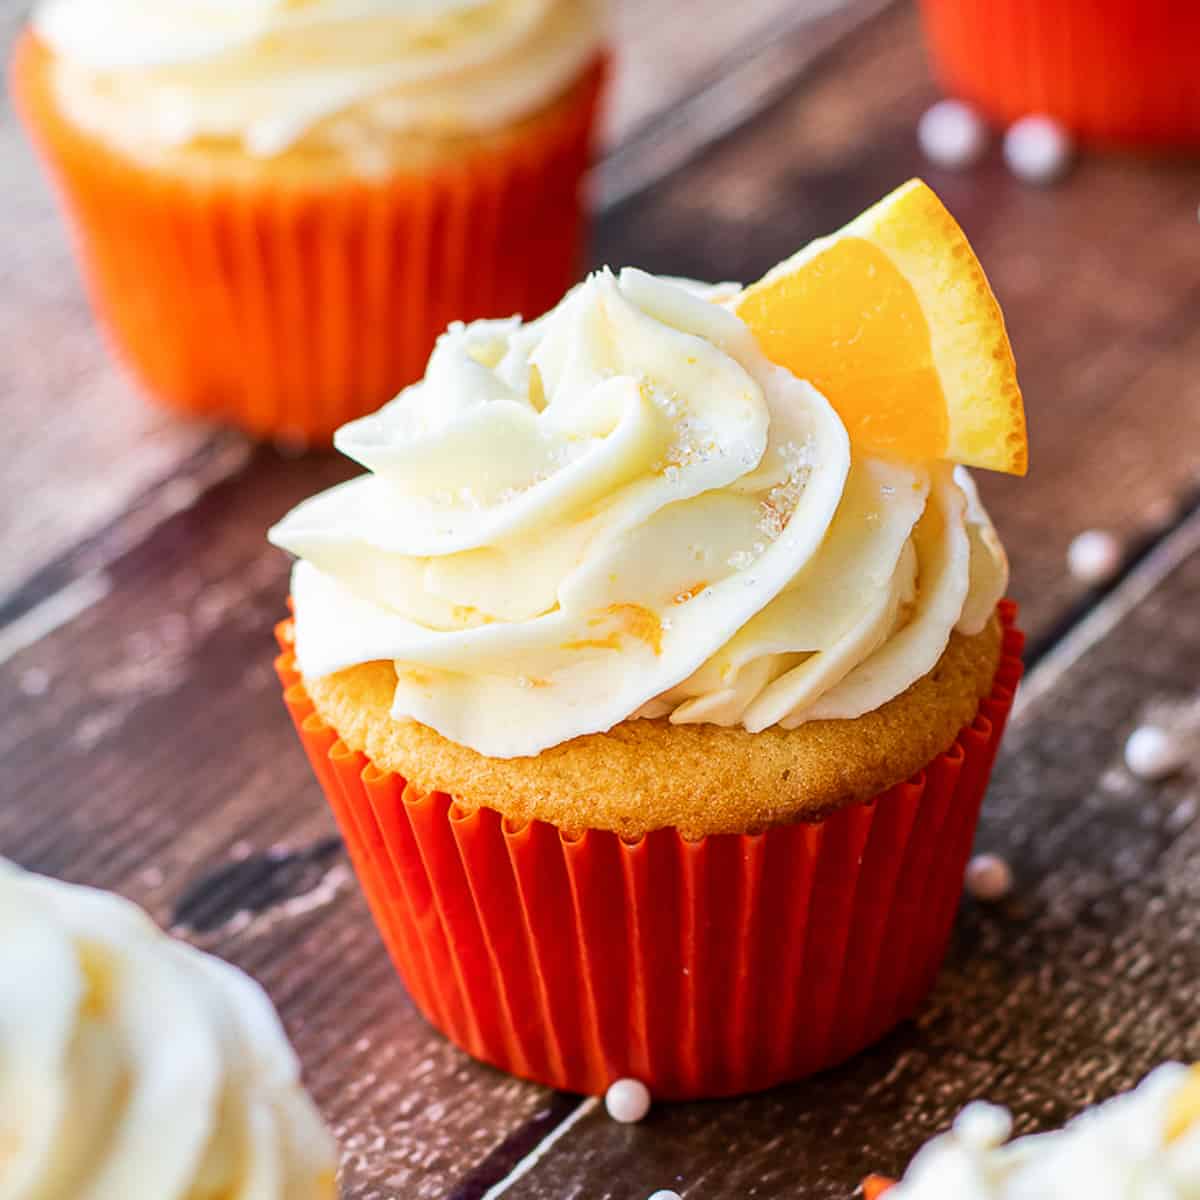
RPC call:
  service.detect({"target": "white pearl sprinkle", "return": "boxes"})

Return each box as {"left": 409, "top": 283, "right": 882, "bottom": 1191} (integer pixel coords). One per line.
{"left": 605, "top": 1078, "right": 652, "bottom": 1124}
{"left": 648, "top": 1192, "right": 682, "bottom": 1200}
{"left": 1003, "top": 115, "right": 1074, "bottom": 185}
{"left": 1125, "top": 724, "right": 1187, "bottom": 781}
{"left": 918, "top": 99, "right": 990, "bottom": 170}
{"left": 966, "top": 853, "right": 1013, "bottom": 901}
{"left": 953, "top": 1100, "right": 1013, "bottom": 1149}
{"left": 18, "top": 667, "right": 50, "bottom": 696}
{"left": 1067, "top": 529, "right": 1121, "bottom": 585}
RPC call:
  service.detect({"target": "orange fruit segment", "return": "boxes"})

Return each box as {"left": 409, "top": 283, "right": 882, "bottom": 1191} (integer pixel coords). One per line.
{"left": 734, "top": 179, "right": 1027, "bottom": 475}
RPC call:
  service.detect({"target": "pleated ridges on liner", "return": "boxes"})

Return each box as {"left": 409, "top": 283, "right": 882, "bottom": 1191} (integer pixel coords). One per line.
{"left": 9, "top": 32, "right": 606, "bottom": 443}
{"left": 275, "top": 603, "right": 1023, "bottom": 1100}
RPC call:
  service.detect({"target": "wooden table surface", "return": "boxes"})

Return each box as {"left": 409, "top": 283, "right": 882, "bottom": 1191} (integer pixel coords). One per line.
{"left": 4, "top": 2, "right": 1200, "bottom": 1197}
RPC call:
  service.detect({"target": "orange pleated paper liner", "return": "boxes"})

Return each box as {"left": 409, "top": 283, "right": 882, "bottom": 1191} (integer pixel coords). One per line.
{"left": 919, "top": 0, "right": 1200, "bottom": 149}
{"left": 9, "top": 32, "right": 606, "bottom": 442}
{"left": 276, "top": 604, "right": 1023, "bottom": 1100}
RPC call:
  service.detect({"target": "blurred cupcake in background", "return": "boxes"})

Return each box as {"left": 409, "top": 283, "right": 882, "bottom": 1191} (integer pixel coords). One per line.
{"left": 10, "top": 0, "right": 607, "bottom": 443}
{"left": 1, "top": 858, "right": 338, "bottom": 1196}
{"left": 918, "top": 0, "right": 1200, "bottom": 150}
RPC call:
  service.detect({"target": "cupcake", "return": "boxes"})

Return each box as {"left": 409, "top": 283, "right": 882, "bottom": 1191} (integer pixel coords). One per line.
{"left": 10, "top": 0, "right": 606, "bottom": 443}
{"left": 864, "top": 1062, "right": 1200, "bottom": 1197}
{"left": 270, "top": 180, "right": 1027, "bottom": 1099}
{"left": 918, "top": 0, "right": 1200, "bottom": 150}
{"left": 0, "top": 858, "right": 338, "bottom": 1196}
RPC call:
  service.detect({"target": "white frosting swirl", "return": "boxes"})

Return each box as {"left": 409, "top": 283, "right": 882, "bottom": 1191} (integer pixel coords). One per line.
{"left": 34, "top": 0, "right": 603, "bottom": 156}
{"left": 0, "top": 860, "right": 338, "bottom": 1200}
{"left": 886, "top": 1064, "right": 1200, "bottom": 1198}
{"left": 270, "top": 269, "right": 1007, "bottom": 759}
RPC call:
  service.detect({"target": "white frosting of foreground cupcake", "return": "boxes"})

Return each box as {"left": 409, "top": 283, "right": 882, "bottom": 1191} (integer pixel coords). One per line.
{"left": 885, "top": 1063, "right": 1200, "bottom": 1198}
{"left": 0, "top": 859, "right": 338, "bottom": 1199}
{"left": 34, "top": 0, "right": 603, "bottom": 156}
{"left": 270, "top": 269, "right": 1008, "bottom": 759}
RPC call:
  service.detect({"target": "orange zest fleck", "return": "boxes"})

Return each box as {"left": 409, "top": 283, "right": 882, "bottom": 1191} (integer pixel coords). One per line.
{"left": 451, "top": 604, "right": 495, "bottom": 627}
{"left": 563, "top": 604, "right": 665, "bottom": 655}
{"left": 605, "top": 603, "right": 664, "bottom": 654}
{"left": 561, "top": 634, "right": 623, "bottom": 653}
{"left": 1165, "top": 1065, "right": 1200, "bottom": 1142}
{"left": 673, "top": 581, "right": 709, "bottom": 605}
{"left": 77, "top": 943, "right": 114, "bottom": 1019}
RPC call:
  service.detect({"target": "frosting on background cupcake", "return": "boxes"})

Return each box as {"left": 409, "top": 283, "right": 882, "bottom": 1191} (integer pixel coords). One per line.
{"left": 0, "top": 860, "right": 338, "bottom": 1198}
{"left": 33, "top": 0, "right": 603, "bottom": 156}
{"left": 882, "top": 1064, "right": 1200, "bottom": 1198}
{"left": 271, "top": 268, "right": 1008, "bottom": 758}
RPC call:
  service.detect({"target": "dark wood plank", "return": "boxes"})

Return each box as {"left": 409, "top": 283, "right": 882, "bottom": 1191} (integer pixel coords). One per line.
{"left": 491, "top": 506, "right": 1200, "bottom": 1200}
{"left": 594, "top": 1, "right": 1200, "bottom": 646}
{"left": 599, "top": 0, "right": 894, "bottom": 207}
{"left": 607, "top": 0, "right": 867, "bottom": 147}
{"left": 0, "top": 114, "right": 226, "bottom": 601}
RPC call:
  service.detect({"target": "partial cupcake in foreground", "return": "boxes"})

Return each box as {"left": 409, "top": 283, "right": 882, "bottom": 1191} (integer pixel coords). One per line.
{"left": 864, "top": 1062, "right": 1200, "bottom": 1197}
{"left": 271, "top": 180, "right": 1027, "bottom": 1099}
{"left": 10, "top": 0, "right": 606, "bottom": 442}
{"left": 0, "top": 858, "right": 338, "bottom": 1197}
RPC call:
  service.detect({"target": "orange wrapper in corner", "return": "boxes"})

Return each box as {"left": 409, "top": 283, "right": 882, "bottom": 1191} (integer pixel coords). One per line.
{"left": 275, "top": 605, "right": 1023, "bottom": 1101}
{"left": 918, "top": 0, "right": 1200, "bottom": 150}
{"left": 863, "top": 1176, "right": 896, "bottom": 1199}
{"left": 9, "top": 31, "right": 606, "bottom": 443}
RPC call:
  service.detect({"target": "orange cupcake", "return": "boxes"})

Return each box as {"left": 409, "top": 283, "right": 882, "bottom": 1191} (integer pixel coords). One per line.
{"left": 271, "top": 182, "right": 1027, "bottom": 1098}
{"left": 919, "top": 0, "right": 1200, "bottom": 149}
{"left": 10, "top": 0, "right": 606, "bottom": 443}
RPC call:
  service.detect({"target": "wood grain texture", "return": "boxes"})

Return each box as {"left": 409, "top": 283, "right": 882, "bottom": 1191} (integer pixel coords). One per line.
{"left": 598, "top": 0, "right": 894, "bottom": 207}
{"left": 0, "top": 105, "right": 222, "bottom": 601}
{"left": 607, "top": 0, "right": 855, "bottom": 146}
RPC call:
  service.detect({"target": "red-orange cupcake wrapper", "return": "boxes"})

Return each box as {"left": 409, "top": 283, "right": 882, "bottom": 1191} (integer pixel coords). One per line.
{"left": 275, "top": 603, "right": 1023, "bottom": 1099}
{"left": 919, "top": 0, "right": 1200, "bottom": 149}
{"left": 9, "top": 32, "right": 606, "bottom": 442}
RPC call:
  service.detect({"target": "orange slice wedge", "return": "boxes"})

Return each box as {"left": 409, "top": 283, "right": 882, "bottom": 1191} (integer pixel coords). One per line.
{"left": 734, "top": 179, "right": 1027, "bottom": 475}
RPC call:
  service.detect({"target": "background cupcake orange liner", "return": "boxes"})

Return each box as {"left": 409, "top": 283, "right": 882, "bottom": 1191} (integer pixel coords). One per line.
{"left": 9, "top": 31, "right": 606, "bottom": 443}
{"left": 918, "top": 0, "right": 1200, "bottom": 149}
{"left": 276, "top": 603, "right": 1023, "bottom": 1100}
